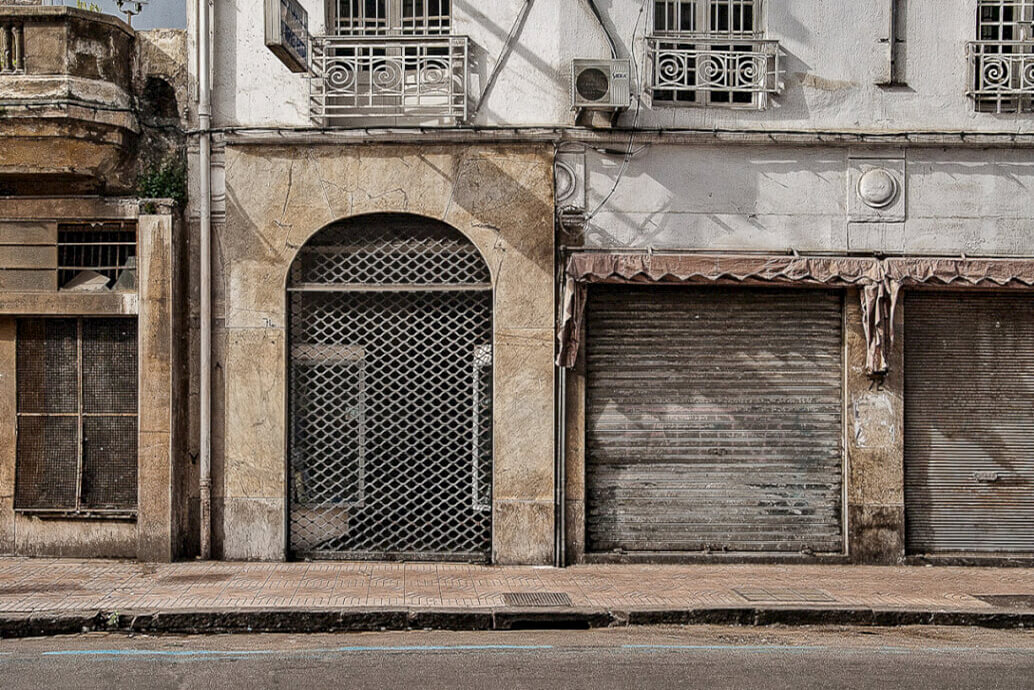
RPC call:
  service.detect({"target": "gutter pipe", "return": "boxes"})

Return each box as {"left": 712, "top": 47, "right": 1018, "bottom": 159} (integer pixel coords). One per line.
{"left": 198, "top": 0, "right": 213, "bottom": 560}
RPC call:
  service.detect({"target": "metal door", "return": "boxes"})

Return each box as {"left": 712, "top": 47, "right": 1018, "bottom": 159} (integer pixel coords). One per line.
{"left": 905, "top": 292, "right": 1034, "bottom": 553}
{"left": 585, "top": 286, "right": 845, "bottom": 554}
{"left": 287, "top": 215, "right": 492, "bottom": 561}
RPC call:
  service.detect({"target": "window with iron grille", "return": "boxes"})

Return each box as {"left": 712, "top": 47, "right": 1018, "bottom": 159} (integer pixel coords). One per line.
{"left": 968, "top": 0, "right": 1034, "bottom": 112}
{"left": 57, "top": 221, "right": 137, "bottom": 290}
{"left": 14, "top": 318, "right": 138, "bottom": 516}
{"left": 331, "top": 0, "right": 451, "bottom": 36}
{"left": 310, "top": 0, "right": 465, "bottom": 124}
{"left": 648, "top": 0, "right": 778, "bottom": 109}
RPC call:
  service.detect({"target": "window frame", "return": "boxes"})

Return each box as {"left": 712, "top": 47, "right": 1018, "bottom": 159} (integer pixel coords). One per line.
{"left": 14, "top": 317, "right": 139, "bottom": 519}
{"left": 330, "top": 0, "right": 452, "bottom": 37}
{"left": 970, "top": 0, "right": 1034, "bottom": 113}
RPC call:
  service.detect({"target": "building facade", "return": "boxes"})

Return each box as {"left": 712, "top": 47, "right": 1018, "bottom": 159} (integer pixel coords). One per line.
{"left": 0, "top": 3, "right": 191, "bottom": 559}
{"left": 4, "top": 0, "right": 1033, "bottom": 565}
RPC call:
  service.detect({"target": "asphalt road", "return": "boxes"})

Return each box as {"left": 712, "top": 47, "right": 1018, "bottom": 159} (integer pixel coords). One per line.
{"left": 1, "top": 625, "right": 1032, "bottom": 689}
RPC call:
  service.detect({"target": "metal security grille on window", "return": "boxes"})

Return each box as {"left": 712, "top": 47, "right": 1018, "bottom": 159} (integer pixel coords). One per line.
{"left": 968, "top": 0, "right": 1034, "bottom": 112}
{"left": 57, "top": 221, "right": 137, "bottom": 290}
{"left": 287, "top": 216, "right": 492, "bottom": 561}
{"left": 310, "top": 0, "right": 466, "bottom": 124}
{"left": 14, "top": 318, "right": 138, "bottom": 515}
{"left": 648, "top": 0, "right": 779, "bottom": 109}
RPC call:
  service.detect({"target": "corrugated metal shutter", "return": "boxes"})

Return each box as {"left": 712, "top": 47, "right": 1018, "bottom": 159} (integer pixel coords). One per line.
{"left": 585, "top": 286, "right": 845, "bottom": 554}
{"left": 905, "top": 292, "right": 1034, "bottom": 553}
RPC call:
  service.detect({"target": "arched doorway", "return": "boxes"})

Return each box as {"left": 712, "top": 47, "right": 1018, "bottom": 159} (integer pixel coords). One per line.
{"left": 287, "top": 214, "right": 493, "bottom": 561}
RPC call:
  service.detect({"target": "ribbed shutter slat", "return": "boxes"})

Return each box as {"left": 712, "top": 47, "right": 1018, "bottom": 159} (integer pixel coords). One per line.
{"left": 585, "top": 286, "right": 845, "bottom": 554}
{"left": 905, "top": 292, "right": 1034, "bottom": 554}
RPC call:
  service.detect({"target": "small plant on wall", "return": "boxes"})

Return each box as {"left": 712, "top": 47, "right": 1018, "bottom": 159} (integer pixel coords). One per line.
{"left": 137, "top": 154, "right": 186, "bottom": 210}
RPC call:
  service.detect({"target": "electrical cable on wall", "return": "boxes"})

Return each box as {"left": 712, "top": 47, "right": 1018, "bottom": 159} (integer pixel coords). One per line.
{"left": 471, "top": 0, "right": 536, "bottom": 119}
{"left": 584, "top": 0, "right": 620, "bottom": 59}
{"left": 585, "top": 0, "right": 649, "bottom": 222}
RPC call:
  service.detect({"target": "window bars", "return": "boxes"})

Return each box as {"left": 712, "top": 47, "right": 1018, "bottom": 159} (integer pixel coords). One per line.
{"left": 287, "top": 217, "right": 493, "bottom": 561}
{"left": 648, "top": 0, "right": 779, "bottom": 109}
{"left": 57, "top": 221, "right": 138, "bottom": 290}
{"left": 15, "top": 318, "right": 139, "bottom": 516}
{"left": 969, "top": 0, "right": 1034, "bottom": 112}
{"left": 332, "top": 0, "right": 451, "bottom": 36}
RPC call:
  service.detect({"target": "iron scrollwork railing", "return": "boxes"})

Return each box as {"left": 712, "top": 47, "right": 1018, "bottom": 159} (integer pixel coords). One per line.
{"left": 309, "top": 35, "right": 468, "bottom": 125}
{"left": 967, "top": 41, "right": 1034, "bottom": 113}
{"left": 647, "top": 37, "right": 780, "bottom": 109}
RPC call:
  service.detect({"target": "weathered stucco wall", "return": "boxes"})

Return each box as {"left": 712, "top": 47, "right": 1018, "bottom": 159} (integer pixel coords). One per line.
{"left": 846, "top": 290, "right": 905, "bottom": 564}
{"left": 216, "top": 144, "right": 555, "bottom": 564}
{"left": 582, "top": 145, "right": 1034, "bottom": 258}
{"left": 204, "top": 0, "right": 1034, "bottom": 132}
{"left": 0, "top": 199, "right": 185, "bottom": 561}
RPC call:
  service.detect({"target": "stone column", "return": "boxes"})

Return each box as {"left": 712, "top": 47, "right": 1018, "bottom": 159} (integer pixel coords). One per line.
{"left": 845, "top": 289, "right": 906, "bottom": 563}
{"left": 0, "top": 318, "right": 15, "bottom": 553}
{"left": 136, "top": 212, "right": 181, "bottom": 561}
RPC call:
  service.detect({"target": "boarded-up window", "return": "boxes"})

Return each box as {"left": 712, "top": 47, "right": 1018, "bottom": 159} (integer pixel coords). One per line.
{"left": 15, "top": 318, "right": 138, "bottom": 515}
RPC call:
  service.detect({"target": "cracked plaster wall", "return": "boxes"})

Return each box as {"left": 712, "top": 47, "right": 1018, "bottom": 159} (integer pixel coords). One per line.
{"left": 214, "top": 143, "right": 556, "bottom": 564}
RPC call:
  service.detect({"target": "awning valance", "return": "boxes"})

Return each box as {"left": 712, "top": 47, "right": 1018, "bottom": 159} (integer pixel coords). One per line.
{"left": 557, "top": 253, "right": 889, "bottom": 374}
{"left": 557, "top": 253, "right": 1034, "bottom": 377}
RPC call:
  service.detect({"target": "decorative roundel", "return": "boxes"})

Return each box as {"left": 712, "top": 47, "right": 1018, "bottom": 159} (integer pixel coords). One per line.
{"left": 554, "top": 161, "right": 576, "bottom": 203}
{"left": 858, "top": 168, "right": 899, "bottom": 209}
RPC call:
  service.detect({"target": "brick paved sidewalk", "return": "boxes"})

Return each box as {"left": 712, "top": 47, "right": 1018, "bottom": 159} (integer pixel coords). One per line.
{"left": 0, "top": 558, "right": 1031, "bottom": 615}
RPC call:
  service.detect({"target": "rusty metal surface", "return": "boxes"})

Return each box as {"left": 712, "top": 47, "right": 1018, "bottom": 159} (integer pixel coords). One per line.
{"left": 904, "top": 292, "right": 1034, "bottom": 554}
{"left": 584, "top": 287, "right": 844, "bottom": 554}
{"left": 14, "top": 317, "right": 137, "bottom": 513}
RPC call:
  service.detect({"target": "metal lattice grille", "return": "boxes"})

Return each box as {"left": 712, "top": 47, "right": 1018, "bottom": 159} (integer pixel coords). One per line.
{"left": 288, "top": 216, "right": 492, "bottom": 561}
{"left": 14, "top": 317, "right": 138, "bottom": 515}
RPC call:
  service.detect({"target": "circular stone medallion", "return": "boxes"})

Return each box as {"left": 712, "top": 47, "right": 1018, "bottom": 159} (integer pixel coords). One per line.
{"left": 858, "top": 168, "right": 899, "bottom": 209}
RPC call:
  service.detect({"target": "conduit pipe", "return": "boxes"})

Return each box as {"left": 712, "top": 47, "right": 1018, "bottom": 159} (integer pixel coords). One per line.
{"left": 198, "top": 0, "right": 213, "bottom": 560}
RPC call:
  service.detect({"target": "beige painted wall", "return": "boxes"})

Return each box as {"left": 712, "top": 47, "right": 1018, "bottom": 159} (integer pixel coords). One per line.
{"left": 217, "top": 143, "right": 556, "bottom": 564}
{"left": 0, "top": 202, "right": 184, "bottom": 561}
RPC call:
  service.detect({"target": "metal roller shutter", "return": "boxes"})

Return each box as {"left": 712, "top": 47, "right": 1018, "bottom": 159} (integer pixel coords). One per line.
{"left": 905, "top": 292, "right": 1034, "bottom": 554}
{"left": 585, "top": 286, "right": 845, "bottom": 554}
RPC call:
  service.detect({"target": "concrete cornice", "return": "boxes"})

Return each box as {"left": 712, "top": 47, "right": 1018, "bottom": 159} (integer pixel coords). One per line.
{"left": 218, "top": 126, "right": 1034, "bottom": 149}
{"left": 0, "top": 6, "right": 135, "bottom": 37}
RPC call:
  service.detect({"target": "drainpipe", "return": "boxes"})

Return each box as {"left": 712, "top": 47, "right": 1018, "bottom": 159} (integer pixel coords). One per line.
{"left": 198, "top": 0, "right": 213, "bottom": 560}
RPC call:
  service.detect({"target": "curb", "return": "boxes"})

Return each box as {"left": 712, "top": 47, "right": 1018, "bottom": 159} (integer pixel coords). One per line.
{"left": 0, "top": 606, "right": 1031, "bottom": 638}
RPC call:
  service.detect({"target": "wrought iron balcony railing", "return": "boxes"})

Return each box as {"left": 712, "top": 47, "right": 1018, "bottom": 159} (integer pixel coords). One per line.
{"left": 966, "top": 40, "right": 1034, "bottom": 113}
{"left": 646, "top": 37, "right": 780, "bottom": 109}
{"left": 309, "top": 35, "right": 468, "bottom": 125}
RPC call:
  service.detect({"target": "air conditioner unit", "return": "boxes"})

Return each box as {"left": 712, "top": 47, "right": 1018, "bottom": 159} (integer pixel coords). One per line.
{"left": 571, "top": 59, "right": 632, "bottom": 111}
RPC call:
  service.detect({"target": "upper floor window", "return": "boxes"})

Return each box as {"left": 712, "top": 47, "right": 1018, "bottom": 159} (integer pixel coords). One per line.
{"left": 968, "top": 0, "right": 1034, "bottom": 112}
{"left": 647, "top": 0, "right": 779, "bottom": 109}
{"left": 332, "top": 0, "right": 451, "bottom": 36}
{"left": 310, "top": 0, "right": 466, "bottom": 125}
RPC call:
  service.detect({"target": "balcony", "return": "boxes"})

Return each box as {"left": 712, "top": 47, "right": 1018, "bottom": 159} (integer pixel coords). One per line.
{"left": 967, "top": 41, "right": 1034, "bottom": 114}
{"left": 309, "top": 35, "right": 468, "bottom": 126}
{"left": 646, "top": 37, "right": 780, "bottom": 109}
{"left": 0, "top": 6, "right": 138, "bottom": 193}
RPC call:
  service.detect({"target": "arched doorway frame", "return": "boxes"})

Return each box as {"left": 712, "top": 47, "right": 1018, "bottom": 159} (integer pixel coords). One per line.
{"left": 283, "top": 212, "right": 496, "bottom": 561}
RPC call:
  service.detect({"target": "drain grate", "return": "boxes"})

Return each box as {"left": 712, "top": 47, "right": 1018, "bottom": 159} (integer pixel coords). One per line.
{"left": 733, "top": 587, "right": 836, "bottom": 603}
{"left": 503, "top": 592, "right": 572, "bottom": 607}
{"left": 972, "top": 594, "right": 1034, "bottom": 609}
{"left": 158, "top": 573, "right": 232, "bottom": 585}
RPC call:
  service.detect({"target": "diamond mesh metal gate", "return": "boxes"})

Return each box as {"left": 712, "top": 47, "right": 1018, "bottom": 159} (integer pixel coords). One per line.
{"left": 287, "top": 214, "right": 493, "bottom": 561}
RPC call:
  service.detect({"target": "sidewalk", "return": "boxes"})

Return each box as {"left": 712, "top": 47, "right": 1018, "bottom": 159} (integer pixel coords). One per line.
{"left": 0, "top": 558, "right": 1032, "bottom": 637}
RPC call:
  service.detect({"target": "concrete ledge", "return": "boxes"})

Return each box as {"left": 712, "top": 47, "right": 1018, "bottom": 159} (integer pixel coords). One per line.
{"left": 1, "top": 606, "right": 1032, "bottom": 638}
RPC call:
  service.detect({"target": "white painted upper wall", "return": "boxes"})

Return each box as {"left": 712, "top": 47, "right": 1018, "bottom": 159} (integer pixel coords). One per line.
{"left": 202, "top": 0, "right": 1034, "bottom": 131}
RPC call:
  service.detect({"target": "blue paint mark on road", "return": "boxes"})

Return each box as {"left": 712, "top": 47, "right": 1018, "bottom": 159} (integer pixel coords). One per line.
{"left": 41, "top": 644, "right": 554, "bottom": 658}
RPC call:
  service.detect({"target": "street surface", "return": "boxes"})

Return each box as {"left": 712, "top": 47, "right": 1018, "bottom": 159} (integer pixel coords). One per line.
{"left": 1, "top": 625, "right": 1033, "bottom": 689}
